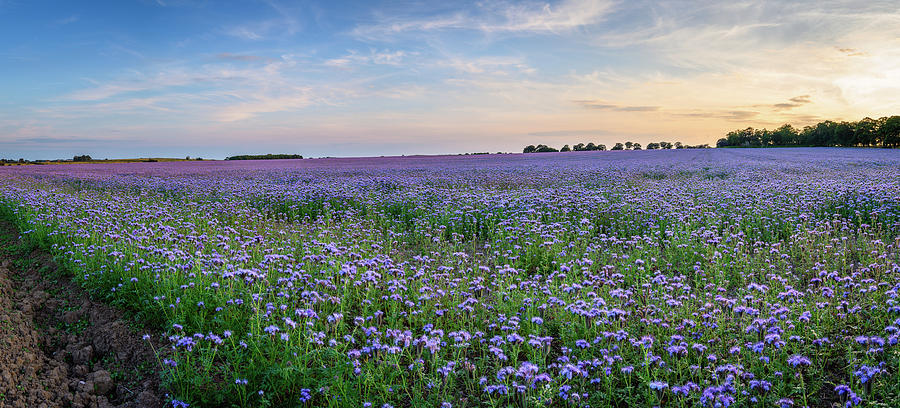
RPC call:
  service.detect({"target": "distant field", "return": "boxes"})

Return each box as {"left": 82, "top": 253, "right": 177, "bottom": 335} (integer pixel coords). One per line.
{"left": 1, "top": 148, "right": 899, "bottom": 407}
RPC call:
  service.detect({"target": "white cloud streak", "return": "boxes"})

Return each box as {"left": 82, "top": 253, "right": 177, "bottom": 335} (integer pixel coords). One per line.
{"left": 352, "top": 0, "right": 616, "bottom": 39}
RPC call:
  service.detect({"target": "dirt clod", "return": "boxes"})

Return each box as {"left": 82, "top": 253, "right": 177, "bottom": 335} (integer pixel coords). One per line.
{"left": 90, "top": 370, "right": 114, "bottom": 396}
{"left": 62, "top": 310, "right": 82, "bottom": 325}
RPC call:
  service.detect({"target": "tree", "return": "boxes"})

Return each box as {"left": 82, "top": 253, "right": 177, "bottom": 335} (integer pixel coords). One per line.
{"left": 611, "top": 143, "right": 624, "bottom": 150}
{"left": 625, "top": 141, "right": 633, "bottom": 150}
{"left": 833, "top": 122, "right": 856, "bottom": 147}
{"left": 226, "top": 154, "right": 303, "bottom": 160}
{"left": 573, "top": 143, "right": 585, "bottom": 151}
{"left": 560, "top": 144, "right": 571, "bottom": 152}
{"left": 597, "top": 144, "right": 607, "bottom": 151}
{"left": 879, "top": 116, "right": 900, "bottom": 148}
{"left": 660, "top": 141, "right": 673, "bottom": 149}
{"left": 674, "top": 142, "right": 683, "bottom": 149}
{"left": 646, "top": 142, "right": 660, "bottom": 150}
{"left": 632, "top": 143, "right": 642, "bottom": 150}
{"left": 814, "top": 121, "right": 838, "bottom": 146}
{"left": 756, "top": 129, "right": 773, "bottom": 146}
{"left": 585, "top": 142, "right": 598, "bottom": 151}
{"left": 724, "top": 127, "right": 760, "bottom": 147}
{"left": 534, "top": 144, "right": 558, "bottom": 153}
{"left": 771, "top": 124, "right": 798, "bottom": 146}
{"left": 73, "top": 155, "right": 92, "bottom": 162}
{"left": 718, "top": 116, "right": 900, "bottom": 148}
{"left": 855, "top": 117, "right": 878, "bottom": 146}
{"left": 523, "top": 145, "right": 537, "bottom": 153}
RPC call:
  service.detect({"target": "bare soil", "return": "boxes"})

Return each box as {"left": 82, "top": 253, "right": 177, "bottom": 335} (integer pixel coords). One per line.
{"left": 0, "top": 220, "right": 164, "bottom": 408}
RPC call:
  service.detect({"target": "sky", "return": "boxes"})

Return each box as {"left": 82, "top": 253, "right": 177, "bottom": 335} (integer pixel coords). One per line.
{"left": 1, "top": 0, "right": 899, "bottom": 159}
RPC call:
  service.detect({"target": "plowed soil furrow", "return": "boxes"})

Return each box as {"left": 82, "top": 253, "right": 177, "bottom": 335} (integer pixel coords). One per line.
{"left": 0, "top": 220, "right": 164, "bottom": 408}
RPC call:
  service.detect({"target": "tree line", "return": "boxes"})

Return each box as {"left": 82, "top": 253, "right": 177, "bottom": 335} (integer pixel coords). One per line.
{"left": 225, "top": 154, "right": 303, "bottom": 160}
{"left": 523, "top": 141, "right": 710, "bottom": 153}
{"left": 717, "top": 116, "right": 900, "bottom": 148}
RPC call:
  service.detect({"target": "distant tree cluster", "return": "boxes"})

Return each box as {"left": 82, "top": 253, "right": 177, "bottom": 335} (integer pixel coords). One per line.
{"left": 522, "top": 144, "right": 559, "bottom": 153}
{"left": 455, "top": 152, "right": 505, "bottom": 156}
{"left": 73, "top": 155, "right": 93, "bottom": 162}
{"left": 523, "top": 141, "right": 708, "bottom": 153}
{"left": 0, "top": 158, "right": 27, "bottom": 165}
{"left": 717, "top": 116, "right": 900, "bottom": 148}
{"left": 1, "top": 158, "right": 58, "bottom": 165}
{"left": 225, "top": 154, "right": 303, "bottom": 160}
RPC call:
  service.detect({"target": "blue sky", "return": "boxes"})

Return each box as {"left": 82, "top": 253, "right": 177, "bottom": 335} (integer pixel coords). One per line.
{"left": 2, "top": 0, "right": 899, "bottom": 159}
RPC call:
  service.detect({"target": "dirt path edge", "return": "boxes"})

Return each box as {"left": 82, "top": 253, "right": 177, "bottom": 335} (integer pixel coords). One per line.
{"left": 0, "top": 219, "right": 165, "bottom": 408}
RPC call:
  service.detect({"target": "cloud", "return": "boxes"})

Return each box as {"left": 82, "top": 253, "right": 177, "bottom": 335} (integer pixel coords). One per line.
{"left": 616, "top": 106, "right": 660, "bottom": 112}
{"left": 574, "top": 100, "right": 659, "bottom": 112}
{"left": 52, "top": 55, "right": 374, "bottom": 123}
{"left": 324, "top": 49, "right": 407, "bottom": 68}
{"left": 570, "top": 1, "right": 900, "bottom": 129}
{"left": 476, "top": 0, "right": 615, "bottom": 33}
{"left": 54, "top": 14, "right": 79, "bottom": 25}
{"left": 528, "top": 129, "right": 622, "bottom": 137}
{"left": 217, "top": 53, "right": 267, "bottom": 62}
{"left": 228, "top": 26, "right": 264, "bottom": 40}
{"left": 772, "top": 95, "right": 812, "bottom": 110}
{"left": 594, "top": 1, "right": 900, "bottom": 76}
{"left": 673, "top": 110, "right": 761, "bottom": 121}
{"left": 225, "top": 1, "right": 302, "bottom": 41}
{"left": 780, "top": 113, "right": 823, "bottom": 125}
{"left": 352, "top": 0, "right": 615, "bottom": 39}
{"left": 13, "top": 137, "right": 125, "bottom": 144}
{"left": 838, "top": 47, "right": 866, "bottom": 57}
{"left": 214, "top": 94, "right": 314, "bottom": 122}
{"left": 64, "top": 70, "right": 197, "bottom": 101}
{"left": 437, "top": 56, "right": 535, "bottom": 75}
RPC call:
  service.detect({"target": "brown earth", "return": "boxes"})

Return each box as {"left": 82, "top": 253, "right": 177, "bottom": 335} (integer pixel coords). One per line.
{"left": 0, "top": 220, "right": 164, "bottom": 408}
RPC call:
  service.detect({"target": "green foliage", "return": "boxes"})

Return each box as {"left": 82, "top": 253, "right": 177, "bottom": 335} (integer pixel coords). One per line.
{"left": 718, "top": 115, "right": 900, "bottom": 148}
{"left": 225, "top": 154, "right": 304, "bottom": 160}
{"left": 527, "top": 140, "right": 698, "bottom": 153}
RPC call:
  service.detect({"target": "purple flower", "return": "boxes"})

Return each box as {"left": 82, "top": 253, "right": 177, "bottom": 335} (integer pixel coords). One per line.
{"left": 787, "top": 354, "right": 811, "bottom": 367}
{"left": 649, "top": 381, "right": 668, "bottom": 391}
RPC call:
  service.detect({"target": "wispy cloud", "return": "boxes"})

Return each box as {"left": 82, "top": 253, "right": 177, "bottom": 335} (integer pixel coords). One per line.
{"left": 674, "top": 110, "right": 761, "bottom": 121}
{"left": 574, "top": 100, "right": 659, "bottom": 112}
{"left": 437, "top": 56, "right": 535, "bottom": 75}
{"left": 53, "top": 14, "right": 79, "bottom": 26}
{"left": 13, "top": 136, "right": 126, "bottom": 144}
{"left": 227, "top": 26, "right": 265, "bottom": 40}
{"left": 64, "top": 70, "right": 196, "bottom": 101}
{"left": 53, "top": 55, "right": 372, "bottom": 123}
{"left": 225, "top": 0, "right": 302, "bottom": 40}
{"left": 837, "top": 47, "right": 866, "bottom": 57}
{"left": 214, "top": 94, "right": 315, "bottom": 122}
{"left": 324, "top": 49, "right": 408, "bottom": 68}
{"left": 772, "top": 95, "right": 812, "bottom": 110}
{"left": 217, "top": 53, "right": 268, "bottom": 62}
{"left": 352, "top": 0, "right": 615, "bottom": 39}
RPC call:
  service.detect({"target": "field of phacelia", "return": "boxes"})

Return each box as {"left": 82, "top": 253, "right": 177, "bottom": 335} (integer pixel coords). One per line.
{"left": 1, "top": 148, "right": 899, "bottom": 408}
